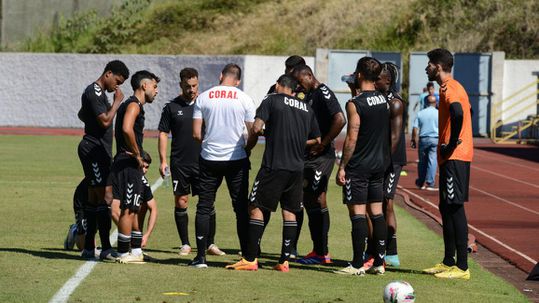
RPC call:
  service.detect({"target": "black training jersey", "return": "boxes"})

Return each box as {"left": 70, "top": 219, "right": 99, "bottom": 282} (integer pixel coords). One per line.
{"left": 346, "top": 90, "right": 390, "bottom": 175}
{"left": 386, "top": 90, "right": 407, "bottom": 165}
{"left": 304, "top": 83, "right": 343, "bottom": 155}
{"left": 78, "top": 82, "right": 113, "bottom": 156}
{"left": 115, "top": 96, "right": 145, "bottom": 155}
{"left": 158, "top": 96, "right": 201, "bottom": 165}
{"left": 256, "top": 93, "right": 320, "bottom": 171}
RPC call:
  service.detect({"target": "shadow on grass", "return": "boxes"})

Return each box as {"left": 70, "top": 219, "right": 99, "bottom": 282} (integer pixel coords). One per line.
{"left": 0, "top": 247, "right": 82, "bottom": 260}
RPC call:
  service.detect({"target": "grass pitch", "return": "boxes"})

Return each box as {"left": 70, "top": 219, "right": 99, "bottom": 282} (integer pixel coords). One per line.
{"left": 0, "top": 135, "right": 529, "bottom": 302}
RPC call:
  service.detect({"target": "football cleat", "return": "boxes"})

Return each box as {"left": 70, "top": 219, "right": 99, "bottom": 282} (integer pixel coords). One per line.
{"left": 334, "top": 264, "right": 365, "bottom": 276}
{"left": 423, "top": 263, "right": 452, "bottom": 274}
{"left": 296, "top": 251, "right": 332, "bottom": 264}
{"left": 116, "top": 253, "right": 144, "bottom": 264}
{"left": 64, "top": 224, "right": 78, "bottom": 250}
{"left": 367, "top": 265, "right": 385, "bottom": 275}
{"left": 385, "top": 254, "right": 400, "bottom": 267}
{"left": 362, "top": 255, "right": 374, "bottom": 271}
{"left": 273, "top": 261, "right": 289, "bottom": 272}
{"left": 207, "top": 244, "right": 226, "bottom": 256}
{"left": 434, "top": 266, "right": 470, "bottom": 280}
{"left": 188, "top": 256, "right": 208, "bottom": 268}
{"left": 99, "top": 248, "right": 119, "bottom": 261}
{"left": 178, "top": 244, "right": 192, "bottom": 256}
{"left": 225, "top": 258, "right": 258, "bottom": 271}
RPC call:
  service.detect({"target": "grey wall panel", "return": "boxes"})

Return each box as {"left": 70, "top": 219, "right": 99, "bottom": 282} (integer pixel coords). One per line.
{"left": 0, "top": 53, "right": 244, "bottom": 129}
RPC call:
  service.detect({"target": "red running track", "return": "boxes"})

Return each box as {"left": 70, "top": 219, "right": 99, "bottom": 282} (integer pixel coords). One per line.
{"left": 398, "top": 137, "right": 539, "bottom": 273}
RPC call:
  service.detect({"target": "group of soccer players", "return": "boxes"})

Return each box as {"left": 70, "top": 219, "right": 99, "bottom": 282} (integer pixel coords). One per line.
{"left": 66, "top": 48, "right": 473, "bottom": 280}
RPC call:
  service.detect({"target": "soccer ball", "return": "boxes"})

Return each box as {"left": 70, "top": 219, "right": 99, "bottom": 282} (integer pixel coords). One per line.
{"left": 383, "top": 280, "right": 415, "bottom": 303}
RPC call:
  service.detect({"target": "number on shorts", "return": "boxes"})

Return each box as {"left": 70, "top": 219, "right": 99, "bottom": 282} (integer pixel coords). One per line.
{"left": 173, "top": 180, "right": 179, "bottom": 192}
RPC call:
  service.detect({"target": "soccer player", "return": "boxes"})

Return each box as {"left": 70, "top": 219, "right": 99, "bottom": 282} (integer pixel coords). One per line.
{"left": 267, "top": 55, "right": 306, "bottom": 95}
{"left": 374, "top": 62, "right": 406, "bottom": 267}
{"left": 225, "top": 74, "right": 321, "bottom": 272}
{"left": 423, "top": 48, "right": 473, "bottom": 280}
{"left": 335, "top": 57, "right": 389, "bottom": 276}
{"left": 77, "top": 60, "right": 129, "bottom": 260}
{"left": 158, "top": 68, "right": 224, "bottom": 256}
{"left": 293, "top": 65, "right": 345, "bottom": 264}
{"left": 110, "top": 70, "right": 159, "bottom": 264}
{"left": 190, "top": 64, "right": 256, "bottom": 268}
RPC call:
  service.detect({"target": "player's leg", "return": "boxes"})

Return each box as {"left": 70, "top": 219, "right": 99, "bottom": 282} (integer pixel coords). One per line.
{"left": 171, "top": 163, "right": 192, "bottom": 254}
{"left": 77, "top": 142, "right": 98, "bottom": 258}
{"left": 190, "top": 158, "right": 222, "bottom": 267}
{"left": 130, "top": 211, "right": 143, "bottom": 260}
{"left": 224, "top": 158, "right": 250, "bottom": 256}
{"left": 416, "top": 138, "right": 428, "bottom": 188}
{"left": 384, "top": 164, "right": 402, "bottom": 267}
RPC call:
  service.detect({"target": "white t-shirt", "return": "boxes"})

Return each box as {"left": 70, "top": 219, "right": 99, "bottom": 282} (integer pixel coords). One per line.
{"left": 193, "top": 85, "right": 256, "bottom": 161}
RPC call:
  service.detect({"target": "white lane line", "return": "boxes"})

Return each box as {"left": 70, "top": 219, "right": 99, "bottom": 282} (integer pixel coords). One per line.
{"left": 474, "top": 149, "right": 539, "bottom": 172}
{"left": 470, "top": 185, "right": 539, "bottom": 216}
{"left": 49, "top": 178, "right": 163, "bottom": 303}
{"left": 472, "top": 165, "right": 539, "bottom": 189}
{"left": 398, "top": 186, "right": 537, "bottom": 266}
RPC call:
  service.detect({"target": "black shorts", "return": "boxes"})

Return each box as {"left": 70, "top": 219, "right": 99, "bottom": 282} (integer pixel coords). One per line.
{"left": 78, "top": 139, "right": 111, "bottom": 187}
{"left": 343, "top": 171, "right": 384, "bottom": 205}
{"left": 171, "top": 161, "right": 199, "bottom": 196}
{"left": 439, "top": 160, "right": 470, "bottom": 205}
{"left": 110, "top": 154, "right": 145, "bottom": 212}
{"left": 304, "top": 153, "right": 335, "bottom": 196}
{"left": 249, "top": 167, "right": 304, "bottom": 213}
{"left": 383, "top": 164, "right": 403, "bottom": 200}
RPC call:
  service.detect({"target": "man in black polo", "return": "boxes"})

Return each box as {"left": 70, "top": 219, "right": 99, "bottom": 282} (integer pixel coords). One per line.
{"left": 158, "top": 67, "right": 224, "bottom": 256}
{"left": 293, "top": 65, "right": 346, "bottom": 264}
{"left": 335, "top": 57, "right": 389, "bottom": 276}
{"left": 77, "top": 60, "right": 129, "bottom": 260}
{"left": 226, "top": 74, "right": 320, "bottom": 272}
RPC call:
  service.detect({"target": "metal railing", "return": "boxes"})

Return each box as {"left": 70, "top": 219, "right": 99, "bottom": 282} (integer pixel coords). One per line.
{"left": 490, "top": 79, "right": 539, "bottom": 144}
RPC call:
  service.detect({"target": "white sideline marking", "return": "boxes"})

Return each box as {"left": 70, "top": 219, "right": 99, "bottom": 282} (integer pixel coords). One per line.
{"left": 470, "top": 185, "right": 539, "bottom": 216}
{"left": 49, "top": 178, "right": 163, "bottom": 303}
{"left": 474, "top": 149, "right": 539, "bottom": 172}
{"left": 472, "top": 165, "right": 539, "bottom": 189}
{"left": 399, "top": 186, "right": 537, "bottom": 266}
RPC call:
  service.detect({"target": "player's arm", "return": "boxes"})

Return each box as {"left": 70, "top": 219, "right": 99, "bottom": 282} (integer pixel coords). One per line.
{"left": 336, "top": 102, "right": 360, "bottom": 186}
{"left": 158, "top": 132, "right": 169, "bottom": 177}
{"left": 389, "top": 98, "right": 404, "bottom": 154}
{"left": 310, "top": 111, "right": 346, "bottom": 156}
{"left": 142, "top": 199, "right": 158, "bottom": 247}
{"left": 246, "top": 118, "right": 263, "bottom": 152}
{"left": 440, "top": 101, "right": 463, "bottom": 159}
{"left": 96, "top": 88, "right": 124, "bottom": 129}
{"left": 192, "top": 118, "right": 203, "bottom": 143}
{"left": 122, "top": 102, "right": 143, "bottom": 167}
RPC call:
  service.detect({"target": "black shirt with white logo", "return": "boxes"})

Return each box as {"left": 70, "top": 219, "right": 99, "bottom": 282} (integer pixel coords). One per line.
{"left": 304, "top": 83, "right": 343, "bottom": 156}
{"left": 115, "top": 96, "right": 145, "bottom": 155}
{"left": 346, "top": 90, "right": 390, "bottom": 175}
{"left": 78, "top": 82, "right": 113, "bottom": 156}
{"left": 386, "top": 90, "right": 407, "bottom": 166}
{"left": 158, "top": 96, "right": 201, "bottom": 165}
{"left": 256, "top": 93, "right": 320, "bottom": 171}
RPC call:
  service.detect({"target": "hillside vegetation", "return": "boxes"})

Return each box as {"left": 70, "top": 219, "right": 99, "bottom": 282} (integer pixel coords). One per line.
{"left": 19, "top": 0, "right": 538, "bottom": 59}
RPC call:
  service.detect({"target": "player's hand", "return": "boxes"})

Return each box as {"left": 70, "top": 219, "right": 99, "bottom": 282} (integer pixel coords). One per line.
{"left": 336, "top": 167, "right": 346, "bottom": 186}
{"left": 159, "top": 163, "right": 168, "bottom": 178}
{"left": 142, "top": 234, "right": 149, "bottom": 248}
{"left": 310, "top": 143, "right": 325, "bottom": 156}
{"left": 136, "top": 155, "right": 144, "bottom": 169}
{"left": 113, "top": 87, "right": 124, "bottom": 104}
{"left": 440, "top": 139, "right": 462, "bottom": 159}
{"left": 410, "top": 139, "right": 417, "bottom": 149}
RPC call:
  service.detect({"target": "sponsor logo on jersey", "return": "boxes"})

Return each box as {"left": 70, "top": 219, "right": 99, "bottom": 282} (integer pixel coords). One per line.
{"left": 284, "top": 96, "right": 308, "bottom": 112}
{"left": 366, "top": 95, "right": 386, "bottom": 106}
{"left": 209, "top": 89, "right": 238, "bottom": 99}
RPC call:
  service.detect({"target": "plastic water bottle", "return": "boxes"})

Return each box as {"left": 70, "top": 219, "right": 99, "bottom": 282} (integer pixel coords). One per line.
{"left": 341, "top": 74, "right": 355, "bottom": 84}
{"left": 164, "top": 166, "right": 170, "bottom": 187}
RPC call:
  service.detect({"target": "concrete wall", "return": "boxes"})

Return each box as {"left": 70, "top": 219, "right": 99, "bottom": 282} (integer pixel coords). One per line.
{"left": 0, "top": 53, "right": 314, "bottom": 129}
{"left": 501, "top": 60, "right": 539, "bottom": 123}
{"left": 1, "top": 0, "right": 122, "bottom": 48}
